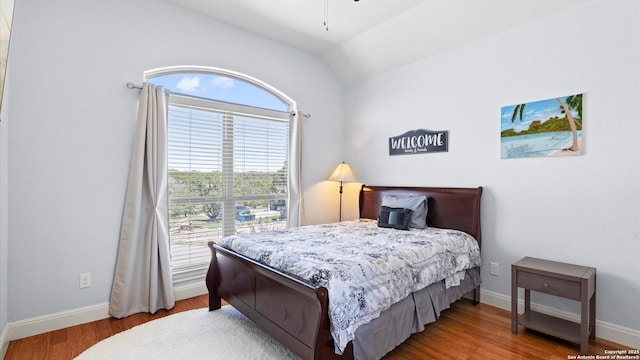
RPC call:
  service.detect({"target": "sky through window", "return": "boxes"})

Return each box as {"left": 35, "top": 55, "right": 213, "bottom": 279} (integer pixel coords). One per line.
{"left": 149, "top": 73, "right": 288, "bottom": 112}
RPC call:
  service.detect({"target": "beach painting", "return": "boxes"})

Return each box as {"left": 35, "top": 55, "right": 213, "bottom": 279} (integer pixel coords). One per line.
{"left": 501, "top": 93, "right": 583, "bottom": 159}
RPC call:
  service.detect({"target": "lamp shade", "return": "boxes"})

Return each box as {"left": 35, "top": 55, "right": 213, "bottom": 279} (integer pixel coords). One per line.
{"left": 328, "top": 162, "right": 357, "bottom": 182}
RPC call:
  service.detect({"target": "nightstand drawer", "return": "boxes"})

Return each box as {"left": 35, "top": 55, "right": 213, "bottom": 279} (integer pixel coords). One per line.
{"left": 517, "top": 271, "right": 581, "bottom": 300}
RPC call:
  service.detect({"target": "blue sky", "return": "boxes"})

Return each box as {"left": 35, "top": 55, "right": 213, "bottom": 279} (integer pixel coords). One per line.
{"left": 149, "top": 73, "right": 288, "bottom": 112}
{"left": 157, "top": 73, "right": 290, "bottom": 173}
{"left": 501, "top": 95, "right": 580, "bottom": 133}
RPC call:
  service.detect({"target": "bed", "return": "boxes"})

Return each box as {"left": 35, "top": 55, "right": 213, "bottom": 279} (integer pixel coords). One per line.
{"left": 206, "top": 185, "right": 482, "bottom": 359}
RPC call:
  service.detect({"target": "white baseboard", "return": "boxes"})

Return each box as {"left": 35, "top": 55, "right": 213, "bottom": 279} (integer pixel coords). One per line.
{"left": 2, "top": 285, "right": 637, "bottom": 355}
{"left": 480, "top": 288, "right": 640, "bottom": 348}
{"left": 8, "top": 301, "right": 111, "bottom": 341}
{"left": 174, "top": 282, "right": 208, "bottom": 302}
{"left": 0, "top": 323, "right": 9, "bottom": 360}
{"left": 2, "top": 282, "right": 208, "bottom": 348}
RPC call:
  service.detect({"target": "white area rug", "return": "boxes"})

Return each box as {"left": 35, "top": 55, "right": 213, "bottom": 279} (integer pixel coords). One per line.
{"left": 75, "top": 306, "right": 300, "bottom": 360}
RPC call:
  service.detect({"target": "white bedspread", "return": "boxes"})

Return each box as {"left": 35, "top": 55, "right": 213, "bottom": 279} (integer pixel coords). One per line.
{"left": 218, "top": 219, "right": 481, "bottom": 354}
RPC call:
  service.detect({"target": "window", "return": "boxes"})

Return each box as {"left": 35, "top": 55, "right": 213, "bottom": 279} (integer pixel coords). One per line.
{"left": 147, "top": 67, "right": 294, "bottom": 283}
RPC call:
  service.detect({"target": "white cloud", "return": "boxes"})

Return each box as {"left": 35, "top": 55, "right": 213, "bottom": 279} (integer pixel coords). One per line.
{"left": 211, "top": 76, "right": 235, "bottom": 89}
{"left": 176, "top": 76, "right": 201, "bottom": 93}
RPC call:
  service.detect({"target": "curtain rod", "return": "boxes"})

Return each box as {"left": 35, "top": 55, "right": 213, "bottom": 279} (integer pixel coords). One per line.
{"left": 125, "top": 82, "right": 310, "bottom": 118}
{"left": 126, "top": 82, "right": 143, "bottom": 90}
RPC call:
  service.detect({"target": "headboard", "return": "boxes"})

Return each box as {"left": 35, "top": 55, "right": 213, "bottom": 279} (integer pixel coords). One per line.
{"left": 359, "top": 185, "right": 483, "bottom": 247}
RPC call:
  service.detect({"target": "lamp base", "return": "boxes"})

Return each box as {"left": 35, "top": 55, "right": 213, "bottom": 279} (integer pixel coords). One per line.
{"left": 338, "top": 182, "right": 343, "bottom": 222}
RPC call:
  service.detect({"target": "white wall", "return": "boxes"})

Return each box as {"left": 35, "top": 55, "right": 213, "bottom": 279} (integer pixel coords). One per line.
{"left": 0, "top": 68, "right": 9, "bottom": 348}
{"left": 345, "top": 0, "right": 640, "bottom": 333}
{"left": 5, "top": 0, "right": 344, "bottom": 321}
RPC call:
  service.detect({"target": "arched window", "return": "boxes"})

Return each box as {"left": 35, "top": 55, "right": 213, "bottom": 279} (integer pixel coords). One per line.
{"left": 147, "top": 66, "right": 296, "bottom": 283}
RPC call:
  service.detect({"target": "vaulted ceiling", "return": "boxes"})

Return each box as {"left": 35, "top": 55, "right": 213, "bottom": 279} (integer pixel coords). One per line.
{"left": 164, "top": 0, "right": 589, "bottom": 83}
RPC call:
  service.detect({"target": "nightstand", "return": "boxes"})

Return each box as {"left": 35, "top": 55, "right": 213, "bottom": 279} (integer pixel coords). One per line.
{"left": 511, "top": 257, "right": 596, "bottom": 355}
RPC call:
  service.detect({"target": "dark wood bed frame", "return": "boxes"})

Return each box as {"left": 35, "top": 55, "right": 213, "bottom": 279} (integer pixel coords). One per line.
{"left": 206, "top": 185, "right": 483, "bottom": 360}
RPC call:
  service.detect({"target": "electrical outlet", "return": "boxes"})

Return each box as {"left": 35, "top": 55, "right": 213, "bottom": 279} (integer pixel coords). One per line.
{"left": 490, "top": 262, "right": 499, "bottom": 276}
{"left": 79, "top": 273, "right": 92, "bottom": 288}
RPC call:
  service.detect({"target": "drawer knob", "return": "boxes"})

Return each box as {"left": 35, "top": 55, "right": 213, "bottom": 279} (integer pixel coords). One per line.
{"left": 543, "top": 283, "right": 549, "bottom": 288}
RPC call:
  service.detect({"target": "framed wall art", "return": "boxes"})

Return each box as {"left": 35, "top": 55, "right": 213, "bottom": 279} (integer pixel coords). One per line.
{"left": 501, "top": 93, "right": 583, "bottom": 159}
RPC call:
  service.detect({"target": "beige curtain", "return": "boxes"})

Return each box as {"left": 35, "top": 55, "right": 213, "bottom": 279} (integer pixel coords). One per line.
{"left": 288, "top": 111, "right": 304, "bottom": 227}
{"left": 109, "top": 83, "right": 175, "bottom": 318}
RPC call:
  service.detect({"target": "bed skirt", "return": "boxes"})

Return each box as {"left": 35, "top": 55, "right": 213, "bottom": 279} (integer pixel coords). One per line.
{"left": 352, "top": 267, "right": 481, "bottom": 360}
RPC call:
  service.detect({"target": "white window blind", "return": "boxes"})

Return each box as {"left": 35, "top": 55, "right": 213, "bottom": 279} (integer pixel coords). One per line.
{"left": 166, "top": 94, "right": 290, "bottom": 283}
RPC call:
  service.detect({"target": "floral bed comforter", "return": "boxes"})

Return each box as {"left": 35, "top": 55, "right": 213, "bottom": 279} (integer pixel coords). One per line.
{"left": 218, "top": 219, "right": 481, "bottom": 354}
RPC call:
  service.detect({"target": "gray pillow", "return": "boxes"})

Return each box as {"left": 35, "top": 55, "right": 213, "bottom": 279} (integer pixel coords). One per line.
{"left": 381, "top": 194, "right": 427, "bottom": 229}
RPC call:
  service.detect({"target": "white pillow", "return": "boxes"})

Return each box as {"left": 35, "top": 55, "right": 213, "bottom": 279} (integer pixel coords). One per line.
{"left": 381, "top": 195, "right": 428, "bottom": 229}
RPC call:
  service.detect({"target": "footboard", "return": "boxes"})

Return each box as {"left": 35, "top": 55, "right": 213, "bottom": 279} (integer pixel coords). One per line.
{"left": 207, "top": 242, "right": 351, "bottom": 360}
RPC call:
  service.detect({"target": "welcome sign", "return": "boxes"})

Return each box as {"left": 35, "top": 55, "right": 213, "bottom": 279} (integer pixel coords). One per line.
{"left": 389, "top": 129, "right": 448, "bottom": 156}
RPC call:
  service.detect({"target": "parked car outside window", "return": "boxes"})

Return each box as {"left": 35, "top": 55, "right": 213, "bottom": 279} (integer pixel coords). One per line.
{"left": 235, "top": 205, "right": 255, "bottom": 221}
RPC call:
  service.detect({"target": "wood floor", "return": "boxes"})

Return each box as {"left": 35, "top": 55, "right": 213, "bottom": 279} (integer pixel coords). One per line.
{"left": 5, "top": 295, "right": 630, "bottom": 360}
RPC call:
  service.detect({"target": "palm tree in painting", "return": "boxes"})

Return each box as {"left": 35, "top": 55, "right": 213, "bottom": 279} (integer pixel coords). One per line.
{"left": 510, "top": 94, "right": 582, "bottom": 152}
{"left": 558, "top": 94, "right": 582, "bottom": 151}
{"left": 511, "top": 103, "right": 526, "bottom": 123}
